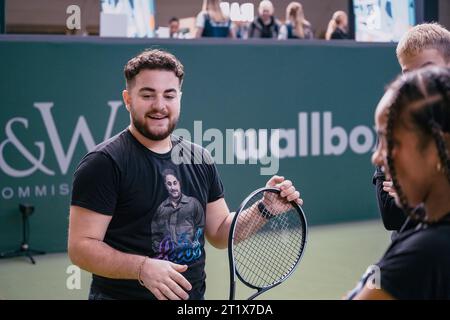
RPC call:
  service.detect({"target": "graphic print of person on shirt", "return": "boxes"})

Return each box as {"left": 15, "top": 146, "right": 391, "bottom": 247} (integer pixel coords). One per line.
{"left": 151, "top": 168, "right": 204, "bottom": 264}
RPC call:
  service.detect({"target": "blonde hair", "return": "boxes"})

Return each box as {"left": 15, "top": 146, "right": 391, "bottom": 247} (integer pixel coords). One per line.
{"left": 396, "top": 23, "right": 450, "bottom": 62}
{"left": 202, "top": 0, "right": 227, "bottom": 23}
{"left": 285, "top": 2, "right": 310, "bottom": 38}
{"left": 325, "top": 11, "right": 347, "bottom": 40}
{"left": 258, "top": 0, "right": 274, "bottom": 16}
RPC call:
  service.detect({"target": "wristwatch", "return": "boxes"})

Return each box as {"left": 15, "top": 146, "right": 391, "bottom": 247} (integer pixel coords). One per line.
{"left": 257, "top": 201, "right": 276, "bottom": 220}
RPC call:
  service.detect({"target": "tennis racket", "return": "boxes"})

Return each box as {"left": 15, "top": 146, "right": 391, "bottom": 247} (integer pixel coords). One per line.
{"left": 228, "top": 187, "right": 308, "bottom": 300}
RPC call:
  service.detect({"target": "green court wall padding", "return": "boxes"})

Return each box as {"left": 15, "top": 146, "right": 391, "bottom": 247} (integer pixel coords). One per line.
{"left": 0, "top": 36, "right": 400, "bottom": 252}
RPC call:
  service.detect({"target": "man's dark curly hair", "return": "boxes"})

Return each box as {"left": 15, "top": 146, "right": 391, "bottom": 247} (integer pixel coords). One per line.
{"left": 124, "top": 49, "right": 184, "bottom": 89}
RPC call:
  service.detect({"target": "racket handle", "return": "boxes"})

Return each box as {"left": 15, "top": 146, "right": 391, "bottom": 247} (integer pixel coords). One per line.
{"left": 229, "top": 280, "right": 236, "bottom": 300}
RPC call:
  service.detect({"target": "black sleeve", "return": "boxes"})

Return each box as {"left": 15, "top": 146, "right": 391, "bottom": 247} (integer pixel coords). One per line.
{"left": 201, "top": 149, "right": 224, "bottom": 203}
{"left": 71, "top": 152, "right": 120, "bottom": 216}
{"left": 207, "top": 163, "right": 224, "bottom": 203}
{"left": 372, "top": 167, "right": 406, "bottom": 231}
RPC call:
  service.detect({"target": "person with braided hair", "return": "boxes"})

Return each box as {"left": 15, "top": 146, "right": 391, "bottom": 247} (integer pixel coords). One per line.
{"left": 349, "top": 66, "right": 450, "bottom": 299}
{"left": 373, "top": 23, "right": 450, "bottom": 239}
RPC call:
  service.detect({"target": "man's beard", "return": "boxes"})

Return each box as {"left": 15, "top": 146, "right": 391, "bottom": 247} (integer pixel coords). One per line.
{"left": 132, "top": 110, "right": 178, "bottom": 141}
{"left": 170, "top": 190, "right": 181, "bottom": 201}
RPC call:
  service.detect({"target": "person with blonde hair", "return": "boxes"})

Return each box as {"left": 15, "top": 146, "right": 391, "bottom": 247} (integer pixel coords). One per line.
{"left": 196, "top": 0, "right": 233, "bottom": 38}
{"left": 279, "top": 2, "right": 313, "bottom": 40}
{"left": 248, "top": 0, "right": 281, "bottom": 39}
{"left": 325, "top": 10, "right": 348, "bottom": 40}
{"left": 396, "top": 23, "right": 450, "bottom": 73}
{"left": 372, "top": 23, "right": 450, "bottom": 241}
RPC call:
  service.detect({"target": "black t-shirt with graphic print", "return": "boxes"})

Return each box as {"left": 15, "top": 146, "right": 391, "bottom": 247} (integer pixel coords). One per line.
{"left": 71, "top": 129, "right": 224, "bottom": 299}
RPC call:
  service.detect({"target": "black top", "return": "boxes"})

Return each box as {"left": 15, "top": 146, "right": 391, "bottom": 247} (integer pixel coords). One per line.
{"left": 372, "top": 167, "right": 406, "bottom": 234}
{"left": 349, "top": 214, "right": 450, "bottom": 299}
{"left": 285, "top": 22, "right": 313, "bottom": 39}
{"left": 71, "top": 129, "right": 224, "bottom": 299}
{"left": 330, "top": 27, "right": 349, "bottom": 40}
{"left": 201, "top": 13, "right": 231, "bottom": 38}
{"left": 378, "top": 217, "right": 450, "bottom": 299}
{"left": 249, "top": 17, "right": 279, "bottom": 38}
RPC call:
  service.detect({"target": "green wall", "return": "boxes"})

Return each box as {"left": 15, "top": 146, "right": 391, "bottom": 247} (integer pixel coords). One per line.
{"left": 0, "top": 37, "right": 400, "bottom": 252}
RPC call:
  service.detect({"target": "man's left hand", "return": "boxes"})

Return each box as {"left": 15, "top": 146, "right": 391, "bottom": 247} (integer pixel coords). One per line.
{"left": 265, "top": 175, "right": 303, "bottom": 206}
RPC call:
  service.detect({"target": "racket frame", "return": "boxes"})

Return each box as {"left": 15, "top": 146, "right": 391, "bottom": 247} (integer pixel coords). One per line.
{"left": 228, "top": 187, "right": 308, "bottom": 300}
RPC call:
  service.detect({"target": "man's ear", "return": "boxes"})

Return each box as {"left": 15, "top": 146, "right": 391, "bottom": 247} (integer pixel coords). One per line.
{"left": 122, "top": 90, "right": 131, "bottom": 112}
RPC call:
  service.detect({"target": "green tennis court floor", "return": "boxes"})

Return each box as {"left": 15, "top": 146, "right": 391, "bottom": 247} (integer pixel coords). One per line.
{"left": 0, "top": 219, "right": 390, "bottom": 300}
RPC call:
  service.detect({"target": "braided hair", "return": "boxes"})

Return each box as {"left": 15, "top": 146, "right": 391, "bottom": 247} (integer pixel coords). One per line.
{"left": 384, "top": 66, "right": 450, "bottom": 222}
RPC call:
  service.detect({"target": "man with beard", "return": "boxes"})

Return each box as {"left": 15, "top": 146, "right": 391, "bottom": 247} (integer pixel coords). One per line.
{"left": 68, "top": 49, "right": 303, "bottom": 300}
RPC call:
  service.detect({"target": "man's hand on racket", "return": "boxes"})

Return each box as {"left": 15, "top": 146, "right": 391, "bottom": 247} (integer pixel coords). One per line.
{"left": 140, "top": 258, "right": 192, "bottom": 300}
{"left": 264, "top": 175, "right": 303, "bottom": 209}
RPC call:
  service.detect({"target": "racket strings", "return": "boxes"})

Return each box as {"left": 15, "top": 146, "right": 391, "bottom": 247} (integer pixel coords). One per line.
{"left": 235, "top": 217, "right": 304, "bottom": 287}
{"left": 233, "top": 192, "right": 306, "bottom": 288}
{"left": 235, "top": 221, "right": 304, "bottom": 286}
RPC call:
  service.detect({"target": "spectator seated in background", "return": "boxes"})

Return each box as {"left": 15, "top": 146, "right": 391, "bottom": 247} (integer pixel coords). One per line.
{"left": 279, "top": 2, "right": 313, "bottom": 40}
{"left": 325, "top": 11, "right": 349, "bottom": 40}
{"left": 169, "top": 17, "right": 180, "bottom": 38}
{"left": 196, "top": 0, "right": 234, "bottom": 38}
{"left": 248, "top": 0, "right": 281, "bottom": 39}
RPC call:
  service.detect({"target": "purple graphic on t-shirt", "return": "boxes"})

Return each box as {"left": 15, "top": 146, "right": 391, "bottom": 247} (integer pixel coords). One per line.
{"left": 156, "top": 228, "right": 203, "bottom": 263}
